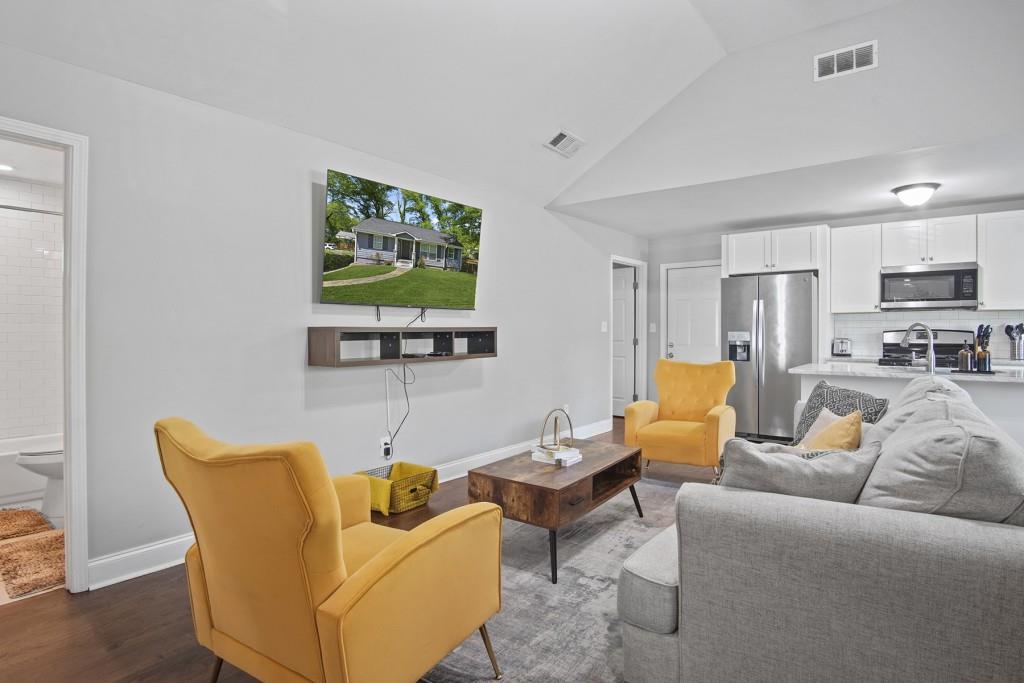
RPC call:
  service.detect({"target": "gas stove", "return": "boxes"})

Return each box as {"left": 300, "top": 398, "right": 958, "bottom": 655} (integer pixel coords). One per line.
{"left": 876, "top": 329, "right": 974, "bottom": 369}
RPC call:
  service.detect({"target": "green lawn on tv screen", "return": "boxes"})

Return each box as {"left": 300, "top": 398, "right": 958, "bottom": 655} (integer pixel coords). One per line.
{"left": 321, "top": 267, "right": 477, "bottom": 309}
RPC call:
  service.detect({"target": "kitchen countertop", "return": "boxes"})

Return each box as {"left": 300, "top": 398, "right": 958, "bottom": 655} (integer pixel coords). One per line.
{"left": 789, "top": 361, "right": 1024, "bottom": 384}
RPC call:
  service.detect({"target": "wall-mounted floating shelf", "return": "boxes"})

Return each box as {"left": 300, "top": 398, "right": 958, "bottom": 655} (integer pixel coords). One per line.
{"left": 308, "top": 326, "right": 497, "bottom": 368}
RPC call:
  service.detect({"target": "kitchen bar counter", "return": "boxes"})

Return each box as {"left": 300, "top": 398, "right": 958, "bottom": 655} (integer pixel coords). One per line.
{"left": 789, "top": 360, "right": 1024, "bottom": 446}
{"left": 789, "top": 361, "right": 1024, "bottom": 384}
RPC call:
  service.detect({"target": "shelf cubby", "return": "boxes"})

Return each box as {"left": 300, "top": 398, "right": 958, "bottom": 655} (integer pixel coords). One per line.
{"left": 308, "top": 326, "right": 497, "bottom": 368}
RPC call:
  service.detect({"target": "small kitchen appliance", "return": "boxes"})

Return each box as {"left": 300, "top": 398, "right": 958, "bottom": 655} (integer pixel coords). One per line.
{"left": 879, "top": 262, "right": 978, "bottom": 310}
{"left": 831, "top": 338, "right": 852, "bottom": 357}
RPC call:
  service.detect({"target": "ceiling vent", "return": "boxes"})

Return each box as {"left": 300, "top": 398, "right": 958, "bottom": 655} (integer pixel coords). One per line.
{"left": 544, "top": 129, "right": 584, "bottom": 158}
{"left": 814, "top": 40, "right": 877, "bottom": 81}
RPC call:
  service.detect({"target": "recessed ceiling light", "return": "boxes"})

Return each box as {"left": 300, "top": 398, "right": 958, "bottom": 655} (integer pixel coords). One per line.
{"left": 0, "top": 164, "right": 14, "bottom": 172}
{"left": 892, "top": 182, "right": 940, "bottom": 207}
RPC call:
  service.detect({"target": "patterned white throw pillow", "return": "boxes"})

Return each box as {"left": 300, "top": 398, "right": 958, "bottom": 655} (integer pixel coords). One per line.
{"left": 792, "top": 380, "right": 888, "bottom": 445}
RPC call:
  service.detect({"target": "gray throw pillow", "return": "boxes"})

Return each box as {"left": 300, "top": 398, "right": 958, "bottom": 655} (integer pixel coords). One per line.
{"left": 718, "top": 438, "right": 881, "bottom": 504}
{"left": 858, "top": 398, "right": 1024, "bottom": 525}
{"left": 793, "top": 380, "right": 889, "bottom": 444}
{"left": 863, "top": 375, "right": 973, "bottom": 446}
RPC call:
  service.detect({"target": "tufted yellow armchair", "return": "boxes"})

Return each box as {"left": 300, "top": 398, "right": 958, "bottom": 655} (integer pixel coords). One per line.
{"left": 625, "top": 360, "right": 736, "bottom": 468}
{"left": 155, "top": 418, "right": 504, "bottom": 683}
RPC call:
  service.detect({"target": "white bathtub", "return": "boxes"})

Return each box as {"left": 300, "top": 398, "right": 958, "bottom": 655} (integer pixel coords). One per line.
{"left": 0, "top": 433, "right": 62, "bottom": 508}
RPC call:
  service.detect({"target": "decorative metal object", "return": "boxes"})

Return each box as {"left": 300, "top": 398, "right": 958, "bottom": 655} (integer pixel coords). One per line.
{"left": 539, "top": 408, "right": 574, "bottom": 451}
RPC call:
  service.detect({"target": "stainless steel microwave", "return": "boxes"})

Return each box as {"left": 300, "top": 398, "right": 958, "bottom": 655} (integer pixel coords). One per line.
{"left": 879, "top": 262, "right": 978, "bottom": 310}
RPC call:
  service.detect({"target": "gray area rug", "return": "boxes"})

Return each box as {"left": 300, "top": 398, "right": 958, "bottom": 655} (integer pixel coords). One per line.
{"left": 423, "top": 479, "right": 680, "bottom": 683}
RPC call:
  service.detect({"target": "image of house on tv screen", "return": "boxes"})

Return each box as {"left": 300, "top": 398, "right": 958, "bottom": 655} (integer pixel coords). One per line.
{"left": 321, "top": 170, "right": 482, "bottom": 310}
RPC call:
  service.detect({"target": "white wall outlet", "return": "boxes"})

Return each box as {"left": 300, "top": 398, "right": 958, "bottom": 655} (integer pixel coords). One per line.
{"left": 379, "top": 436, "right": 392, "bottom": 459}
{"left": 601, "top": 321, "right": 608, "bottom": 332}
{"left": 649, "top": 323, "right": 656, "bottom": 333}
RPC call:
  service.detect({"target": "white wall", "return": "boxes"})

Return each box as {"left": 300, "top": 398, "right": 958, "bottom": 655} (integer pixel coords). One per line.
{"left": 0, "top": 43, "right": 647, "bottom": 563}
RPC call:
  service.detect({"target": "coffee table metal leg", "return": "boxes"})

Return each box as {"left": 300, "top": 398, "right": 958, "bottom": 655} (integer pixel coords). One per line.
{"left": 549, "top": 529, "right": 557, "bottom": 584}
{"left": 629, "top": 484, "right": 644, "bottom": 518}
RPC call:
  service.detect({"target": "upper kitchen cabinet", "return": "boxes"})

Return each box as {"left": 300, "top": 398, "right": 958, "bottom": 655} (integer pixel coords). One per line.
{"left": 978, "top": 210, "right": 1024, "bottom": 310}
{"left": 881, "top": 215, "right": 976, "bottom": 266}
{"left": 881, "top": 220, "right": 926, "bottom": 266}
{"left": 830, "top": 224, "right": 881, "bottom": 313}
{"left": 771, "top": 226, "right": 819, "bottom": 272}
{"left": 926, "top": 215, "right": 977, "bottom": 264}
{"left": 725, "top": 231, "right": 769, "bottom": 274}
{"left": 723, "top": 226, "right": 820, "bottom": 276}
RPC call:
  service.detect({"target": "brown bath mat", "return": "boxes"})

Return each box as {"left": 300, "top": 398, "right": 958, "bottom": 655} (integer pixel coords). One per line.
{"left": 0, "top": 508, "right": 52, "bottom": 540}
{"left": 0, "top": 529, "right": 64, "bottom": 598}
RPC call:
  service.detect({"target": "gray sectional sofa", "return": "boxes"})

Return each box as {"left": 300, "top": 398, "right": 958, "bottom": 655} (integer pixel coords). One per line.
{"left": 618, "top": 376, "right": 1024, "bottom": 682}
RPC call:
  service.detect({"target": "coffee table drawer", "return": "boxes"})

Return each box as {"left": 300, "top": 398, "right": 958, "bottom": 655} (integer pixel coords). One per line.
{"left": 557, "top": 479, "right": 592, "bottom": 526}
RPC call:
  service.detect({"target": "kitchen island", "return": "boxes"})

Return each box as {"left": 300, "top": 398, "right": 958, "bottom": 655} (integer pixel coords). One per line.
{"left": 789, "top": 361, "right": 1024, "bottom": 446}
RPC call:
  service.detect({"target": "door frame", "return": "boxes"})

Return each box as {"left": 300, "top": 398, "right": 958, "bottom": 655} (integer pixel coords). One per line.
{"left": 610, "top": 255, "right": 647, "bottom": 417}
{"left": 396, "top": 237, "right": 414, "bottom": 262}
{"left": 0, "top": 115, "right": 90, "bottom": 593}
{"left": 659, "top": 259, "right": 722, "bottom": 364}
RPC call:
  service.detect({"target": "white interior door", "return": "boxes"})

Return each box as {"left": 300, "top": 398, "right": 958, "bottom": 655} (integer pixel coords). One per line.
{"left": 612, "top": 266, "right": 637, "bottom": 416}
{"left": 665, "top": 266, "right": 721, "bottom": 363}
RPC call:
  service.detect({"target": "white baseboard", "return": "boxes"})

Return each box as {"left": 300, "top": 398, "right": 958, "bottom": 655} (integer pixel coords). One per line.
{"left": 86, "top": 417, "right": 615, "bottom": 589}
{"left": 88, "top": 532, "right": 195, "bottom": 590}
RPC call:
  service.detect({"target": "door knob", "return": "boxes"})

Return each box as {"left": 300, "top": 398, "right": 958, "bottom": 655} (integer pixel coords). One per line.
{"left": 667, "top": 352, "right": 674, "bottom": 358}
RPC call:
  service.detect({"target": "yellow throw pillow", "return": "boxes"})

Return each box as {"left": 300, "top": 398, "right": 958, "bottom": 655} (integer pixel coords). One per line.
{"left": 801, "top": 410, "right": 862, "bottom": 451}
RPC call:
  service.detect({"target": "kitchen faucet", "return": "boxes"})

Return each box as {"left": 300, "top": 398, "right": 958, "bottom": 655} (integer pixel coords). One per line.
{"left": 901, "top": 322, "right": 936, "bottom": 374}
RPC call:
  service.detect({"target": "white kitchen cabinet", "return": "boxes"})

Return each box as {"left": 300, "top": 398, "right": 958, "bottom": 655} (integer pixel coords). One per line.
{"left": 926, "top": 214, "right": 977, "bottom": 264}
{"left": 978, "top": 210, "right": 1024, "bottom": 310}
{"left": 771, "top": 226, "right": 818, "bottom": 272}
{"left": 725, "top": 226, "right": 820, "bottom": 275}
{"left": 726, "top": 232, "right": 769, "bottom": 274}
{"left": 830, "top": 224, "right": 881, "bottom": 313}
{"left": 881, "top": 216, "right": 976, "bottom": 266}
{"left": 881, "top": 220, "right": 926, "bottom": 266}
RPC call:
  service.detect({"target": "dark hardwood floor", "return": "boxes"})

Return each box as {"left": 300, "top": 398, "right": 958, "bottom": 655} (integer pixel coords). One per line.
{"left": 0, "top": 418, "right": 712, "bottom": 682}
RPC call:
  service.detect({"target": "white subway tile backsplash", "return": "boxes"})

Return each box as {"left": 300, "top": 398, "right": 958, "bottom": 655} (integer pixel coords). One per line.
{"left": 834, "top": 310, "right": 1024, "bottom": 359}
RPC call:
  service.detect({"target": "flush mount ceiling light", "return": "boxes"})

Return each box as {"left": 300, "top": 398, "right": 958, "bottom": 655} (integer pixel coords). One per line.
{"left": 892, "top": 182, "right": 940, "bottom": 207}
{"left": 0, "top": 164, "right": 14, "bottom": 172}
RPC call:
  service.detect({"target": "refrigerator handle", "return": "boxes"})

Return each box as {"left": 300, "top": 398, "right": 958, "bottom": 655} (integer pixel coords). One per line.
{"left": 758, "top": 299, "right": 766, "bottom": 386}
{"left": 751, "top": 297, "right": 759, "bottom": 381}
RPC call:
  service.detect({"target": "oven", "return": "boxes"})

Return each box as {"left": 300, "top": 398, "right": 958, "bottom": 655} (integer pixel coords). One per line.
{"left": 879, "top": 262, "right": 978, "bottom": 310}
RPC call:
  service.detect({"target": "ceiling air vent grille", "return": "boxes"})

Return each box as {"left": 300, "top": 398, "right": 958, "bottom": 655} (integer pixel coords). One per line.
{"left": 814, "top": 40, "right": 877, "bottom": 81}
{"left": 544, "top": 129, "right": 584, "bottom": 158}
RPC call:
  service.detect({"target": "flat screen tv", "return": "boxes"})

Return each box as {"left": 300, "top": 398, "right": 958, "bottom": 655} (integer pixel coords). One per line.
{"left": 320, "top": 169, "right": 482, "bottom": 310}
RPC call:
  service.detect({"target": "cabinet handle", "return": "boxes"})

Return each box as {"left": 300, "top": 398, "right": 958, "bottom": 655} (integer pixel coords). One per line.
{"left": 874, "top": 304, "right": 879, "bottom": 309}
{"left": 930, "top": 256, "right": 934, "bottom": 261}
{"left": 920, "top": 256, "right": 925, "bottom": 261}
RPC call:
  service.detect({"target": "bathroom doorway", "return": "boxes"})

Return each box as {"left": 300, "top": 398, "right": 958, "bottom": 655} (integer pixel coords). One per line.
{"left": 610, "top": 255, "right": 648, "bottom": 419}
{"left": 0, "top": 116, "right": 89, "bottom": 599}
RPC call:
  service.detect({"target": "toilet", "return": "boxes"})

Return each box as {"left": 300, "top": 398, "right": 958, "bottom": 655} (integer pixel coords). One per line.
{"left": 15, "top": 448, "right": 64, "bottom": 528}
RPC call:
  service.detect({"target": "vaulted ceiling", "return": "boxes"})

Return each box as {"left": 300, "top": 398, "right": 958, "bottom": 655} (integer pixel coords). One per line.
{"left": 1, "top": 0, "right": 1021, "bottom": 236}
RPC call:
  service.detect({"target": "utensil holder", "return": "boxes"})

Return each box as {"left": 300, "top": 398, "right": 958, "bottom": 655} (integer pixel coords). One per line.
{"left": 1012, "top": 338, "right": 1024, "bottom": 361}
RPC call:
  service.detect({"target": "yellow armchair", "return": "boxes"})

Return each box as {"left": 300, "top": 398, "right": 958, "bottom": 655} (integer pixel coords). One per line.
{"left": 155, "top": 418, "right": 503, "bottom": 683}
{"left": 625, "top": 359, "right": 736, "bottom": 468}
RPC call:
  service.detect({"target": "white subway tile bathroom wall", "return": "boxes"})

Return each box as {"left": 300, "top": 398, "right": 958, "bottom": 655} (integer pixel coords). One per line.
{"left": 0, "top": 176, "right": 63, "bottom": 441}
{"left": 833, "top": 310, "right": 1024, "bottom": 360}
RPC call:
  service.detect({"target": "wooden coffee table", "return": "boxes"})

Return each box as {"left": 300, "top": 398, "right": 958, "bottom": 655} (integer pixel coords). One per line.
{"left": 468, "top": 439, "right": 643, "bottom": 583}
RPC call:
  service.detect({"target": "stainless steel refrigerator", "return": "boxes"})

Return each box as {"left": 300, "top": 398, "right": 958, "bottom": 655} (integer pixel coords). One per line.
{"left": 721, "top": 272, "right": 817, "bottom": 440}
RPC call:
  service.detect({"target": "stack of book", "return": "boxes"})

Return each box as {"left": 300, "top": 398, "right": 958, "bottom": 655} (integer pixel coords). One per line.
{"left": 531, "top": 445, "right": 582, "bottom": 467}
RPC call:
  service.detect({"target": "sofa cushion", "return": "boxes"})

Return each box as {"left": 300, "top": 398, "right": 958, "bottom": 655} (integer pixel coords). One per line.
{"left": 793, "top": 381, "right": 888, "bottom": 444}
{"left": 717, "top": 438, "right": 881, "bottom": 503}
{"left": 863, "top": 375, "right": 973, "bottom": 446}
{"left": 858, "top": 398, "right": 1024, "bottom": 524}
{"left": 617, "top": 525, "right": 678, "bottom": 635}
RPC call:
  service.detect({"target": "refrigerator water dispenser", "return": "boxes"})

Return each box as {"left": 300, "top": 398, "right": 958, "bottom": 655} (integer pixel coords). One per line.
{"left": 727, "top": 331, "right": 751, "bottom": 362}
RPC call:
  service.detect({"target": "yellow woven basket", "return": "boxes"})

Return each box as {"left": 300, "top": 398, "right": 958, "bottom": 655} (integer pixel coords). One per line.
{"left": 357, "top": 462, "right": 438, "bottom": 516}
